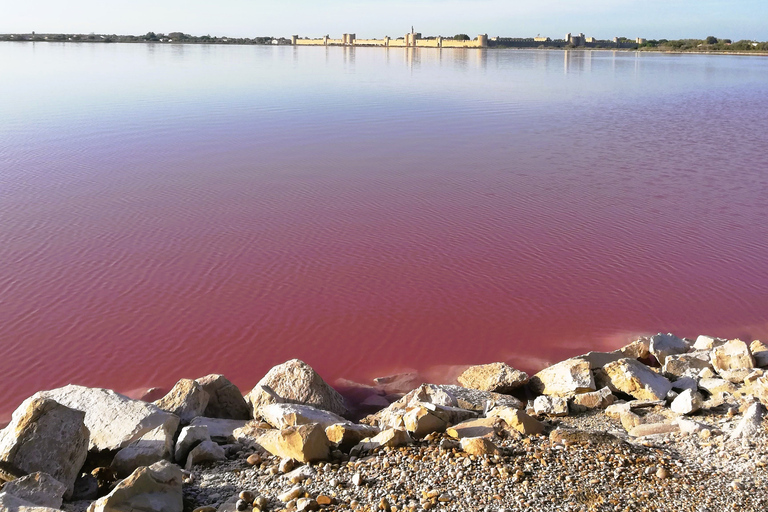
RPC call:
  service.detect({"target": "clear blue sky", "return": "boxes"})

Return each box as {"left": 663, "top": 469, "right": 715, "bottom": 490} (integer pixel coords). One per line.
{"left": 2, "top": 0, "right": 766, "bottom": 40}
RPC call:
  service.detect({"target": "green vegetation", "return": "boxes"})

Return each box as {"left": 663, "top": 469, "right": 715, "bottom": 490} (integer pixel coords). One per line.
{"left": 636, "top": 37, "right": 768, "bottom": 52}
{"left": 453, "top": 34, "right": 470, "bottom": 41}
{"left": 0, "top": 32, "right": 289, "bottom": 45}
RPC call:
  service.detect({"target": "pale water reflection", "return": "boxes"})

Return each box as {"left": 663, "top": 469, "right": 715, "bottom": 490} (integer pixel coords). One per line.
{"left": 1, "top": 42, "right": 767, "bottom": 418}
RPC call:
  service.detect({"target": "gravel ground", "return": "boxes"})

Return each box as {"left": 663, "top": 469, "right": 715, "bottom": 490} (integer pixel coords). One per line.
{"left": 181, "top": 406, "right": 768, "bottom": 512}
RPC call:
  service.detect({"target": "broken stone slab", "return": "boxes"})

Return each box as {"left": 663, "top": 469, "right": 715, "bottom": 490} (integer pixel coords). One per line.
{"left": 351, "top": 428, "right": 412, "bottom": 455}
{"left": 663, "top": 351, "right": 712, "bottom": 379}
{"left": 0, "top": 492, "right": 65, "bottom": 512}
{"left": 174, "top": 425, "right": 211, "bottom": 465}
{"left": 487, "top": 407, "right": 544, "bottom": 435}
{"left": 670, "top": 389, "right": 703, "bottom": 415}
{"left": 711, "top": 339, "right": 755, "bottom": 383}
{"left": 575, "top": 352, "right": 626, "bottom": 370}
{"left": 244, "top": 359, "right": 348, "bottom": 417}
{"left": 403, "top": 406, "right": 447, "bottom": 438}
{"left": 255, "top": 424, "right": 330, "bottom": 463}
{"left": 258, "top": 403, "right": 349, "bottom": 430}
{"left": 188, "top": 417, "right": 249, "bottom": 444}
{"left": 360, "top": 384, "right": 500, "bottom": 430}
{"left": 533, "top": 396, "right": 568, "bottom": 417}
{"left": 87, "top": 460, "right": 183, "bottom": 512}
{"left": 154, "top": 379, "right": 210, "bottom": 424}
{"left": 529, "top": 358, "right": 595, "bottom": 397}
{"left": 231, "top": 421, "right": 270, "bottom": 451}
{"left": 569, "top": 387, "right": 616, "bottom": 413}
{"left": 1, "top": 472, "right": 67, "bottom": 509}
{"left": 457, "top": 362, "right": 528, "bottom": 393}
{"left": 324, "top": 423, "right": 379, "bottom": 450}
{"left": 698, "top": 378, "right": 738, "bottom": 395}
{"left": 751, "top": 340, "right": 768, "bottom": 368}
{"left": 184, "top": 440, "right": 226, "bottom": 471}
{"left": 111, "top": 421, "right": 179, "bottom": 478}
{"left": 628, "top": 422, "right": 680, "bottom": 437}
{"left": 693, "top": 335, "right": 727, "bottom": 351}
{"left": 445, "top": 417, "right": 504, "bottom": 440}
{"left": 602, "top": 358, "right": 672, "bottom": 401}
{"left": 34, "top": 385, "right": 178, "bottom": 452}
{"left": 729, "top": 403, "right": 766, "bottom": 441}
{"left": 460, "top": 437, "right": 499, "bottom": 456}
{"left": 0, "top": 397, "right": 89, "bottom": 500}
{"left": 195, "top": 374, "right": 251, "bottom": 420}
{"left": 649, "top": 333, "right": 690, "bottom": 365}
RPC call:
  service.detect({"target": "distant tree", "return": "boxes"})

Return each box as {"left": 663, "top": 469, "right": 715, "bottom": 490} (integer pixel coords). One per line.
{"left": 144, "top": 31, "right": 159, "bottom": 41}
{"left": 453, "top": 34, "right": 470, "bottom": 41}
{"left": 706, "top": 36, "right": 718, "bottom": 44}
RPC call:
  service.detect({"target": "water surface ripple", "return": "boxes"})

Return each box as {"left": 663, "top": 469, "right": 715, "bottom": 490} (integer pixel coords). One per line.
{"left": 1, "top": 43, "right": 767, "bottom": 417}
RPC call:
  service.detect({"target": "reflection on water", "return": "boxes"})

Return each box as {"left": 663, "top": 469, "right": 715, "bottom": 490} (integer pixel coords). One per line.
{"left": 0, "top": 43, "right": 767, "bottom": 418}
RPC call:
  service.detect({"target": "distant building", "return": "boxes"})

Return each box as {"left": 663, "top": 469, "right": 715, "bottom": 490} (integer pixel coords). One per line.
{"left": 534, "top": 36, "right": 550, "bottom": 42}
{"left": 566, "top": 32, "right": 586, "bottom": 46}
{"left": 636, "top": 37, "right": 647, "bottom": 44}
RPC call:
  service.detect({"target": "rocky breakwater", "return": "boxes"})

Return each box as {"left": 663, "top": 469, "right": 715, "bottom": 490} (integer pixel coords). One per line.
{"left": 1, "top": 339, "right": 767, "bottom": 511}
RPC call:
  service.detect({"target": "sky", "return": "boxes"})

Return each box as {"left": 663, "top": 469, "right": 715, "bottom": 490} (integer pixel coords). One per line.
{"left": 2, "top": 0, "right": 767, "bottom": 41}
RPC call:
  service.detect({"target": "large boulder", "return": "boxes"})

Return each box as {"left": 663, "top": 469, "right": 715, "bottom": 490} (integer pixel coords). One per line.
{"left": 751, "top": 340, "right": 768, "bottom": 368}
{"left": 34, "top": 385, "right": 178, "bottom": 451}
{"left": 111, "top": 421, "right": 179, "bottom": 478}
{"left": 259, "top": 403, "right": 348, "bottom": 430}
{"left": 602, "top": 358, "right": 672, "bottom": 401}
{"left": 87, "top": 460, "right": 183, "bottom": 512}
{"left": 188, "top": 417, "right": 248, "bottom": 444}
{"left": 529, "top": 358, "right": 595, "bottom": 396}
{"left": 255, "top": 424, "right": 330, "bottom": 463}
{"left": 533, "top": 396, "right": 568, "bottom": 416}
{"left": 692, "top": 335, "right": 727, "bottom": 351}
{"left": 0, "top": 397, "right": 89, "bottom": 499}
{"left": 569, "top": 387, "right": 615, "bottom": 413}
{"left": 649, "top": 333, "right": 690, "bottom": 365}
{"left": 195, "top": 374, "right": 251, "bottom": 420}
{"left": 153, "top": 379, "right": 209, "bottom": 424}
{"left": 1, "top": 472, "right": 67, "bottom": 509}
{"left": 614, "top": 337, "right": 651, "bottom": 360}
{"left": 0, "top": 492, "right": 65, "bottom": 512}
{"left": 457, "top": 363, "right": 528, "bottom": 393}
{"left": 403, "top": 406, "right": 448, "bottom": 438}
{"left": 711, "top": 339, "right": 755, "bottom": 383}
{"left": 245, "top": 360, "right": 348, "bottom": 417}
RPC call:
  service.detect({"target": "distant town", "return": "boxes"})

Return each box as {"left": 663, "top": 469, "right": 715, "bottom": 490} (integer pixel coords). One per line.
{"left": 1, "top": 30, "right": 767, "bottom": 53}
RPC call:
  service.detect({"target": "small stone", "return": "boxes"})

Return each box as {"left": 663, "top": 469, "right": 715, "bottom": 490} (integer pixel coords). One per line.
{"left": 253, "top": 497, "right": 268, "bottom": 509}
{"left": 278, "top": 485, "right": 306, "bottom": 503}
{"left": 279, "top": 457, "right": 295, "bottom": 473}
{"left": 656, "top": 467, "right": 669, "bottom": 479}
{"left": 236, "top": 499, "right": 249, "bottom": 511}
{"left": 317, "top": 495, "right": 333, "bottom": 505}
{"left": 351, "top": 472, "right": 363, "bottom": 486}
{"left": 239, "top": 491, "right": 255, "bottom": 503}
{"left": 246, "top": 453, "right": 263, "bottom": 466}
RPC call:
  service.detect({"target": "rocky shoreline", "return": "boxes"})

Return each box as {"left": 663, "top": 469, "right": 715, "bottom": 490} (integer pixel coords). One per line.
{"left": 1, "top": 333, "right": 767, "bottom": 511}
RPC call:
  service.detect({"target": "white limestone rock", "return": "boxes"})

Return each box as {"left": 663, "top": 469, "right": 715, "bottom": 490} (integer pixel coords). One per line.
{"left": 670, "top": 376, "right": 698, "bottom": 392}
{"left": 1, "top": 472, "right": 67, "bottom": 509}
{"left": 111, "top": 422, "right": 179, "bottom": 478}
{"left": 569, "top": 387, "right": 615, "bottom": 413}
{"left": 0, "top": 397, "right": 89, "bottom": 500}
{"left": 693, "top": 335, "right": 727, "bottom": 351}
{"left": 259, "top": 403, "right": 349, "bottom": 430}
{"left": 533, "top": 395, "right": 568, "bottom": 416}
{"left": 153, "top": 379, "right": 210, "bottom": 424}
{"left": 602, "top": 358, "right": 672, "bottom": 401}
{"left": 87, "top": 460, "right": 183, "bottom": 512}
{"left": 529, "top": 358, "right": 596, "bottom": 397}
{"left": 711, "top": 340, "right": 755, "bottom": 383}
{"left": 188, "top": 417, "right": 248, "bottom": 444}
{"left": 670, "top": 389, "right": 703, "bottom": 415}
{"left": 245, "top": 359, "right": 348, "bottom": 417}
{"left": 730, "top": 403, "right": 766, "bottom": 441}
{"left": 174, "top": 425, "right": 210, "bottom": 465}
{"left": 184, "top": 440, "right": 226, "bottom": 471}
{"left": 34, "top": 385, "right": 178, "bottom": 452}
{"left": 255, "top": 424, "right": 330, "bottom": 463}
{"left": 457, "top": 362, "right": 529, "bottom": 393}
{"left": 649, "top": 333, "right": 690, "bottom": 365}
{"left": 195, "top": 374, "right": 251, "bottom": 420}
{"left": 663, "top": 351, "right": 712, "bottom": 379}
{"left": 0, "top": 492, "right": 65, "bottom": 512}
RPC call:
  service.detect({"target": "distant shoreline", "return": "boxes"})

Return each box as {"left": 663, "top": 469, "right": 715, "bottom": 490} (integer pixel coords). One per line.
{"left": 1, "top": 39, "right": 767, "bottom": 56}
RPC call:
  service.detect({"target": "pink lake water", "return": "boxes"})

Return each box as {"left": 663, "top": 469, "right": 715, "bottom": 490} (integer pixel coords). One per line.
{"left": 1, "top": 43, "right": 767, "bottom": 420}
